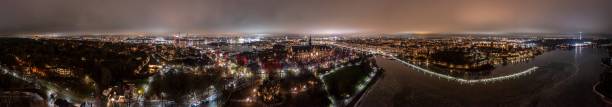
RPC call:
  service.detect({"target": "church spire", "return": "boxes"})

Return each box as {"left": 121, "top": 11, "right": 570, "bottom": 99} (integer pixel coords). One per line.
{"left": 308, "top": 35, "right": 312, "bottom": 46}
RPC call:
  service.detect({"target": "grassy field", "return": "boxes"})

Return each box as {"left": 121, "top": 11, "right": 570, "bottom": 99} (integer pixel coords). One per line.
{"left": 323, "top": 65, "right": 372, "bottom": 99}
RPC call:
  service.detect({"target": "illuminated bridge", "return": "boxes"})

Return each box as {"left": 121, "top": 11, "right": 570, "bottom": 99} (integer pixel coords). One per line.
{"left": 329, "top": 42, "right": 540, "bottom": 84}
{"left": 391, "top": 57, "right": 539, "bottom": 84}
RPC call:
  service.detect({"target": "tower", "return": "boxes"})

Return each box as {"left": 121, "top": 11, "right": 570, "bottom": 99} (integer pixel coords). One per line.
{"left": 308, "top": 35, "right": 312, "bottom": 46}
{"left": 579, "top": 32, "right": 583, "bottom": 40}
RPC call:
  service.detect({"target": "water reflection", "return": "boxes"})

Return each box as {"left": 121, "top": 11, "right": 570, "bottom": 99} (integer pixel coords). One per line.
{"left": 360, "top": 48, "right": 606, "bottom": 107}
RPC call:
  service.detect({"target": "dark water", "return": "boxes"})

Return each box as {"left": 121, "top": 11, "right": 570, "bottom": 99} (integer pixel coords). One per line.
{"left": 360, "top": 47, "right": 607, "bottom": 107}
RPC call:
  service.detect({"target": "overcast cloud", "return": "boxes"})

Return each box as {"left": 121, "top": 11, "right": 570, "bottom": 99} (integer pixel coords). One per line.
{"left": 0, "top": 0, "right": 611, "bottom": 33}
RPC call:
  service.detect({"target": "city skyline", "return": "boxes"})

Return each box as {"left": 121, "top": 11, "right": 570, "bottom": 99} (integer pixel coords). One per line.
{"left": 2, "top": 0, "right": 612, "bottom": 107}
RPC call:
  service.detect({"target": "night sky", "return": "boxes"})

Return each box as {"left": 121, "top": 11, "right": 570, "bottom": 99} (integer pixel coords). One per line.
{"left": 1, "top": 0, "right": 611, "bottom": 33}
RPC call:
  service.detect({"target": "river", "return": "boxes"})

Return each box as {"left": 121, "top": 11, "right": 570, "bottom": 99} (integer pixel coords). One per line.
{"left": 359, "top": 47, "right": 607, "bottom": 107}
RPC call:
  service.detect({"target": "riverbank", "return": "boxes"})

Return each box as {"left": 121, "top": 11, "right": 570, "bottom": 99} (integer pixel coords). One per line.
{"left": 360, "top": 48, "right": 606, "bottom": 106}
